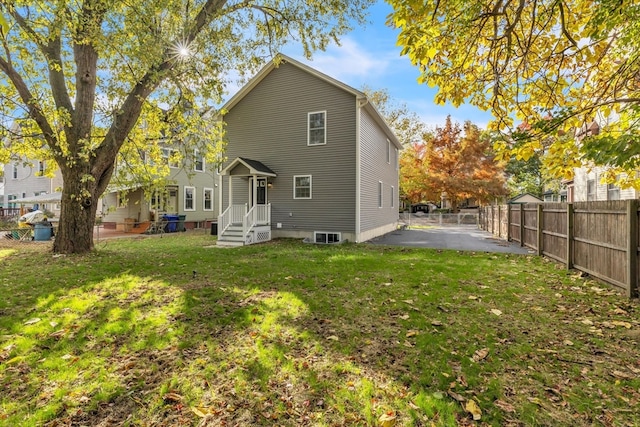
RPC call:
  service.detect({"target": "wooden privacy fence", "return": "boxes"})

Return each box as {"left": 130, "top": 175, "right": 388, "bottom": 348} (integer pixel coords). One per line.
{"left": 479, "top": 200, "right": 639, "bottom": 298}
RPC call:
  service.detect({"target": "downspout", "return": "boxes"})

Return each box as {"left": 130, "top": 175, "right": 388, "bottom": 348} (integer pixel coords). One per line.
{"left": 355, "top": 97, "right": 367, "bottom": 242}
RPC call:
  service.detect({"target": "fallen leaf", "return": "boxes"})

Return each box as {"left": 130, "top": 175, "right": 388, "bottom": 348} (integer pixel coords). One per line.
{"left": 431, "top": 320, "right": 443, "bottom": 326}
{"left": 61, "top": 354, "right": 73, "bottom": 360}
{"left": 563, "top": 340, "right": 574, "bottom": 346}
{"left": 494, "top": 399, "right": 516, "bottom": 413}
{"left": 191, "top": 407, "right": 208, "bottom": 417}
{"left": 472, "top": 348, "right": 490, "bottom": 362}
{"left": 164, "top": 392, "right": 183, "bottom": 403}
{"left": 378, "top": 411, "right": 396, "bottom": 427}
{"left": 327, "top": 335, "right": 339, "bottom": 341}
{"left": 399, "top": 314, "right": 410, "bottom": 320}
{"left": 402, "top": 299, "right": 414, "bottom": 305}
{"left": 468, "top": 295, "right": 479, "bottom": 300}
{"left": 284, "top": 276, "right": 293, "bottom": 280}
{"left": 490, "top": 309, "right": 502, "bottom": 316}
{"left": 611, "top": 321, "right": 632, "bottom": 329}
{"left": 611, "top": 370, "right": 634, "bottom": 380}
{"left": 580, "top": 319, "right": 594, "bottom": 325}
{"left": 448, "top": 390, "right": 466, "bottom": 402}
{"left": 24, "top": 318, "right": 42, "bottom": 325}
{"left": 465, "top": 399, "right": 482, "bottom": 420}
{"left": 612, "top": 307, "right": 628, "bottom": 315}
{"left": 403, "top": 340, "right": 414, "bottom": 348}
{"left": 405, "top": 330, "right": 418, "bottom": 338}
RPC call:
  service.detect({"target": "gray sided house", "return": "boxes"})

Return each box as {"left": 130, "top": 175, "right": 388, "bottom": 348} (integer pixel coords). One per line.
{"left": 2, "top": 157, "right": 63, "bottom": 216}
{"left": 101, "top": 152, "right": 220, "bottom": 231}
{"left": 217, "top": 54, "right": 402, "bottom": 246}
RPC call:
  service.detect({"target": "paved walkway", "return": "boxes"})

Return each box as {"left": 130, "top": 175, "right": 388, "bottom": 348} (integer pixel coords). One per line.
{"left": 369, "top": 224, "right": 532, "bottom": 254}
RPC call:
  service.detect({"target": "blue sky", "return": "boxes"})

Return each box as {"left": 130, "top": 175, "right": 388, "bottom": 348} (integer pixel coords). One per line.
{"left": 279, "top": 0, "right": 495, "bottom": 130}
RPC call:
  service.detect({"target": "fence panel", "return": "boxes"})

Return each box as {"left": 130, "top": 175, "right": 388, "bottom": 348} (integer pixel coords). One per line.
{"left": 573, "top": 201, "right": 629, "bottom": 293}
{"left": 541, "top": 203, "right": 567, "bottom": 264}
{"left": 523, "top": 204, "right": 539, "bottom": 249}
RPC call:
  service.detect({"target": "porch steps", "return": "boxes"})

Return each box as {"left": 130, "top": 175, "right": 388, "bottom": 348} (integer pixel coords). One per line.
{"left": 217, "top": 225, "right": 246, "bottom": 247}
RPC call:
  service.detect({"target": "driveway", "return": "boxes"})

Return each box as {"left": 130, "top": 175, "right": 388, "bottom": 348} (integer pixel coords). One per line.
{"left": 369, "top": 224, "right": 532, "bottom": 254}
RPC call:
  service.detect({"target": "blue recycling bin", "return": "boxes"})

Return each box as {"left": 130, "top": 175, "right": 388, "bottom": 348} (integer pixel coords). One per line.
{"left": 34, "top": 222, "right": 52, "bottom": 241}
{"left": 163, "top": 214, "right": 179, "bottom": 232}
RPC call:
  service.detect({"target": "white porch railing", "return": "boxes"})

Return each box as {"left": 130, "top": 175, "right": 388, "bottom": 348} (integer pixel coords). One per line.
{"left": 218, "top": 203, "right": 248, "bottom": 235}
{"left": 255, "top": 204, "right": 271, "bottom": 225}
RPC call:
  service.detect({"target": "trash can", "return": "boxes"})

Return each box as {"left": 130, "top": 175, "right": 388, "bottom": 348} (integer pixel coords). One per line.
{"left": 210, "top": 222, "right": 218, "bottom": 236}
{"left": 163, "top": 214, "right": 179, "bottom": 232}
{"left": 177, "top": 215, "right": 186, "bottom": 232}
{"left": 34, "top": 222, "right": 52, "bottom": 241}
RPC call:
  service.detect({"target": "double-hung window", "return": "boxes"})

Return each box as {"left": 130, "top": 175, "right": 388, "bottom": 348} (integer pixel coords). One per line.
{"left": 203, "top": 188, "right": 213, "bottom": 211}
{"left": 194, "top": 150, "right": 205, "bottom": 172}
{"left": 308, "top": 111, "right": 326, "bottom": 146}
{"left": 294, "top": 175, "right": 312, "bottom": 199}
{"left": 184, "top": 186, "right": 195, "bottom": 211}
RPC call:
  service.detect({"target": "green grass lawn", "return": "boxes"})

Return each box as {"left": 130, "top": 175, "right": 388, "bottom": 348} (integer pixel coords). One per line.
{"left": 1, "top": 235, "right": 639, "bottom": 426}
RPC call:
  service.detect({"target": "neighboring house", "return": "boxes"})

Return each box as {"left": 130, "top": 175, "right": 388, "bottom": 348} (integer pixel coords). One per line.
{"left": 567, "top": 167, "right": 638, "bottom": 202}
{"left": 100, "top": 149, "right": 220, "bottom": 230}
{"left": 217, "top": 54, "right": 402, "bottom": 246}
{"left": 566, "top": 122, "right": 638, "bottom": 202}
{"left": 508, "top": 193, "right": 543, "bottom": 204}
{"left": 2, "top": 157, "right": 63, "bottom": 216}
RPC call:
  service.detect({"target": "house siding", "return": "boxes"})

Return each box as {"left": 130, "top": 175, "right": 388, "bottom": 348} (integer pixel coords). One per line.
{"left": 222, "top": 62, "right": 357, "bottom": 238}
{"left": 358, "top": 107, "right": 398, "bottom": 236}
{"left": 572, "top": 167, "right": 638, "bottom": 202}
{"left": 2, "top": 159, "right": 63, "bottom": 215}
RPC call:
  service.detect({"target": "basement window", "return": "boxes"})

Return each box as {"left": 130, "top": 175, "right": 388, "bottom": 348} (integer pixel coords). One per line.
{"left": 314, "top": 231, "right": 341, "bottom": 244}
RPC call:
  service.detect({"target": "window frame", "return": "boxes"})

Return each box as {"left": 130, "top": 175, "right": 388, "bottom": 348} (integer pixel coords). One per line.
{"left": 293, "top": 175, "right": 312, "bottom": 199}
{"left": 378, "top": 181, "right": 383, "bottom": 208}
{"left": 203, "top": 187, "right": 214, "bottom": 211}
{"left": 184, "top": 186, "right": 196, "bottom": 211}
{"left": 37, "top": 161, "right": 45, "bottom": 177}
{"left": 116, "top": 191, "right": 127, "bottom": 209}
{"left": 314, "top": 231, "right": 341, "bottom": 244}
{"left": 607, "top": 182, "right": 620, "bottom": 200}
{"left": 162, "top": 148, "right": 179, "bottom": 168}
{"left": 586, "top": 179, "right": 596, "bottom": 201}
{"left": 307, "top": 111, "right": 327, "bottom": 146}
{"left": 194, "top": 149, "right": 205, "bottom": 172}
{"left": 391, "top": 186, "right": 395, "bottom": 208}
{"left": 386, "top": 139, "right": 391, "bottom": 164}
{"left": 12, "top": 165, "right": 17, "bottom": 179}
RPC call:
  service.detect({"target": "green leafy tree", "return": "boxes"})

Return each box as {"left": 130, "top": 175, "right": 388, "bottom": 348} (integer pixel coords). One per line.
{"left": 387, "top": 0, "right": 640, "bottom": 185}
{"left": 0, "top": 0, "right": 373, "bottom": 253}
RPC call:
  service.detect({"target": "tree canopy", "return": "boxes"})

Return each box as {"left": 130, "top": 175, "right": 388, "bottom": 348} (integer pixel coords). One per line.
{"left": 388, "top": 0, "right": 640, "bottom": 185}
{"left": 0, "top": 0, "right": 373, "bottom": 253}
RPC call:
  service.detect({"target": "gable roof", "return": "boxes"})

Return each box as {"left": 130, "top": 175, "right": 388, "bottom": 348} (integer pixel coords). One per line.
{"left": 220, "top": 54, "right": 402, "bottom": 149}
{"left": 220, "top": 157, "right": 277, "bottom": 177}
{"left": 508, "top": 193, "right": 543, "bottom": 204}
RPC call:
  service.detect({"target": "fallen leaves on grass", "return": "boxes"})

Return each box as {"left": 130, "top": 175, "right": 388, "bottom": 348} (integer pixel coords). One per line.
{"left": 378, "top": 411, "right": 397, "bottom": 426}
{"left": 471, "top": 348, "right": 490, "bottom": 362}
{"left": 465, "top": 399, "right": 482, "bottom": 420}
{"left": 490, "top": 309, "right": 502, "bottom": 316}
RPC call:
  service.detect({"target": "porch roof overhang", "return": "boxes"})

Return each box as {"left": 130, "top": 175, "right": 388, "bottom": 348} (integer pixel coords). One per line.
{"left": 220, "top": 157, "right": 277, "bottom": 177}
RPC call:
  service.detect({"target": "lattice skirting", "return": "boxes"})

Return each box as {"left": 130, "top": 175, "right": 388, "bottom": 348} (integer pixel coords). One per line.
{"left": 254, "top": 230, "right": 271, "bottom": 243}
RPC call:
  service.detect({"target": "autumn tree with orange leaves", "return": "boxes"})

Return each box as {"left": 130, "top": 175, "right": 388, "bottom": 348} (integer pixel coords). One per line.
{"left": 401, "top": 116, "right": 507, "bottom": 212}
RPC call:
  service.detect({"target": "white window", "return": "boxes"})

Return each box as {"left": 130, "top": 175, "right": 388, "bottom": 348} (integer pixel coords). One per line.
{"left": 203, "top": 187, "right": 213, "bottom": 211}
{"left": 116, "top": 191, "right": 126, "bottom": 208}
{"left": 314, "top": 231, "right": 341, "bottom": 244}
{"left": 391, "top": 186, "right": 395, "bottom": 208}
{"left": 387, "top": 139, "right": 391, "bottom": 164}
{"left": 194, "top": 150, "right": 205, "bottom": 172}
{"left": 395, "top": 148, "right": 399, "bottom": 170}
{"left": 308, "top": 111, "right": 326, "bottom": 146}
{"left": 7, "top": 194, "right": 17, "bottom": 208}
{"left": 37, "top": 161, "right": 45, "bottom": 177}
{"left": 607, "top": 183, "right": 620, "bottom": 200}
{"left": 162, "top": 148, "right": 179, "bottom": 168}
{"left": 184, "top": 186, "right": 195, "bottom": 211}
{"left": 294, "top": 175, "right": 312, "bottom": 199}
{"left": 378, "top": 181, "right": 383, "bottom": 208}
{"left": 587, "top": 179, "right": 596, "bottom": 201}
{"left": 12, "top": 165, "right": 17, "bottom": 179}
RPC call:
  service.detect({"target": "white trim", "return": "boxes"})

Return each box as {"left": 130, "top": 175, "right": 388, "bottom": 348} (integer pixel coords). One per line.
{"left": 378, "top": 181, "right": 383, "bottom": 208}
{"left": 184, "top": 186, "right": 196, "bottom": 211}
{"left": 355, "top": 101, "right": 361, "bottom": 242}
{"left": 307, "top": 111, "right": 327, "bottom": 146}
{"left": 391, "top": 186, "right": 395, "bottom": 208}
{"left": 194, "top": 149, "right": 205, "bottom": 172}
{"left": 293, "top": 175, "right": 312, "bottom": 199}
{"left": 203, "top": 187, "right": 214, "bottom": 211}
{"left": 313, "top": 231, "right": 342, "bottom": 244}
{"left": 386, "top": 139, "right": 391, "bottom": 164}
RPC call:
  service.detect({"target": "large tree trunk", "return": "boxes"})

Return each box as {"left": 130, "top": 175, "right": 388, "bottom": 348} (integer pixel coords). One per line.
{"left": 53, "top": 166, "right": 103, "bottom": 254}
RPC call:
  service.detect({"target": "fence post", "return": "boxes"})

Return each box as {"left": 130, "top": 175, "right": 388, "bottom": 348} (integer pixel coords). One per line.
{"left": 537, "top": 204, "right": 544, "bottom": 256}
{"left": 520, "top": 204, "right": 525, "bottom": 246}
{"left": 497, "top": 205, "right": 501, "bottom": 238}
{"left": 507, "top": 204, "right": 511, "bottom": 241}
{"left": 490, "top": 204, "right": 494, "bottom": 235}
{"left": 627, "top": 199, "right": 639, "bottom": 298}
{"left": 567, "top": 203, "right": 574, "bottom": 270}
